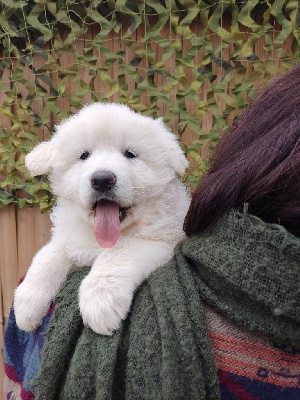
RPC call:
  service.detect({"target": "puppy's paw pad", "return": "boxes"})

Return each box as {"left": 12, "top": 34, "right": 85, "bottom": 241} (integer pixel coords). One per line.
{"left": 79, "top": 276, "right": 134, "bottom": 335}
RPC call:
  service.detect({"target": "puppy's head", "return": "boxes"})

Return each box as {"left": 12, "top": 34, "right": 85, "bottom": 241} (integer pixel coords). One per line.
{"left": 26, "top": 103, "right": 188, "bottom": 247}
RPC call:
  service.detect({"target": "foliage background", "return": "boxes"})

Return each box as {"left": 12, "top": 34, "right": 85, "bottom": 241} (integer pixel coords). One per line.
{"left": 0, "top": 0, "right": 299, "bottom": 211}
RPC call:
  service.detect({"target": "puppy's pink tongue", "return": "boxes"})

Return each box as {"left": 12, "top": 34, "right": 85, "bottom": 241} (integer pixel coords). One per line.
{"left": 94, "top": 201, "right": 120, "bottom": 248}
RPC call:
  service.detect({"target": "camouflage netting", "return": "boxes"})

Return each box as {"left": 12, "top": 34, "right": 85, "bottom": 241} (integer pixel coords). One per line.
{"left": 0, "top": 0, "right": 299, "bottom": 210}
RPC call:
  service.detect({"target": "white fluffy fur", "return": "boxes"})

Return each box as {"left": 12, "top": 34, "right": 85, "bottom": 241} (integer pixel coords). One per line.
{"left": 14, "top": 103, "right": 190, "bottom": 335}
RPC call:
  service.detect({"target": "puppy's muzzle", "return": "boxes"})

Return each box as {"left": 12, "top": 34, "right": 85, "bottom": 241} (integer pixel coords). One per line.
{"left": 91, "top": 171, "right": 116, "bottom": 193}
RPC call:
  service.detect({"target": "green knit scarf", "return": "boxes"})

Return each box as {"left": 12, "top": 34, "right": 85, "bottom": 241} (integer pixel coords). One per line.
{"left": 33, "top": 210, "right": 300, "bottom": 400}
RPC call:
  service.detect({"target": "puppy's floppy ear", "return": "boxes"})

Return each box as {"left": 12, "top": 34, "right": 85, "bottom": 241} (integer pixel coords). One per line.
{"left": 156, "top": 119, "right": 189, "bottom": 178}
{"left": 165, "top": 140, "right": 189, "bottom": 178}
{"left": 25, "top": 141, "right": 54, "bottom": 176}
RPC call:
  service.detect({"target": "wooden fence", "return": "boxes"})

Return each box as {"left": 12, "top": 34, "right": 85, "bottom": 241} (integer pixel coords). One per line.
{"left": 0, "top": 8, "right": 298, "bottom": 395}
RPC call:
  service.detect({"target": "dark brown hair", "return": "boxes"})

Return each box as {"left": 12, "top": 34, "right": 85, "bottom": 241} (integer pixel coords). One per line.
{"left": 184, "top": 64, "right": 300, "bottom": 237}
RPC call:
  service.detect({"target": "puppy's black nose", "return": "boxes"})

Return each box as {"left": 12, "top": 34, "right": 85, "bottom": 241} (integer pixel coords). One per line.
{"left": 91, "top": 171, "right": 116, "bottom": 192}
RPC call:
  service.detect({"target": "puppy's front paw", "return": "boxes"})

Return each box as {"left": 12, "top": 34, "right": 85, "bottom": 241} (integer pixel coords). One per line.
{"left": 79, "top": 275, "right": 134, "bottom": 335}
{"left": 14, "top": 283, "right": 51, "bottom": 332}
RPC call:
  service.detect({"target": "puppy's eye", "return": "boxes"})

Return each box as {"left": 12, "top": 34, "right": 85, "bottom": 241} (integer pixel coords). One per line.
{"left": 124, "top": 149, "right": 137, "bottom": 159}
{"left": 79, "top": 151, "right": 90, "bottom": 161}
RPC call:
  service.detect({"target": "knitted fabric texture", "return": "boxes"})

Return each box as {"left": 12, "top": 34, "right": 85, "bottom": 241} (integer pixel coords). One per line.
{"left": 32, "top": 210, "right": 300, "bottom": 399}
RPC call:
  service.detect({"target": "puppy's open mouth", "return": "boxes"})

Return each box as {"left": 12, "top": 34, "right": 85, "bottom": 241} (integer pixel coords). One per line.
{"left": 92, "top": 200, "right": 131, "bottom": 249}
{"left": 92, "top": 200, "right": 130, "bottom": 223}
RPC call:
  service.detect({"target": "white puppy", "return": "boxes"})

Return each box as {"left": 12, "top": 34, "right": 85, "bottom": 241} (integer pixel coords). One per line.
{"left": 14, "top": 103, "right": 190, "bottom": 335}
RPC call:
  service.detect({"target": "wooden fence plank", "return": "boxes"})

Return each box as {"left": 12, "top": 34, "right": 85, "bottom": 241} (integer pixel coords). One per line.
{"left": 0, "top": 207, "right": 18, "bottom": 396}
{"left": 17, "top": 207, "right": 51, "bottom": 279}
{"left": 0, "top": 207, "right": 19, "bottom": 326}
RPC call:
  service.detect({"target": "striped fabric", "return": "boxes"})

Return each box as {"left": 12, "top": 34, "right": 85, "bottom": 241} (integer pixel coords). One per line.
{"left": 206, "top": 306, "right": 300, "bottom": 399}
